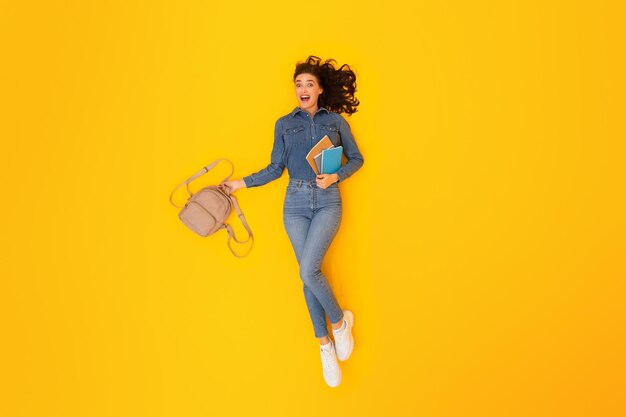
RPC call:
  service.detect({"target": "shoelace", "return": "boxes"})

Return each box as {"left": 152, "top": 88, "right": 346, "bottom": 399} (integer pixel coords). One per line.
{"left": 321, "top": 345, "right": 336, "bottom": 368}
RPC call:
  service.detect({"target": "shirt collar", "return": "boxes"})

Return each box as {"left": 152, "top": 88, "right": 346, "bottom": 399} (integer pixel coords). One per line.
{"left": 290, "top": 106, "right": 330, "bottom": 117}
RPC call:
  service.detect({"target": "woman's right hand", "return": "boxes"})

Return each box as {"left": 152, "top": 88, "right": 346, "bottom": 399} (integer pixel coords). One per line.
{"left": 219, "top": 178, "right": 247, "bottom": 194}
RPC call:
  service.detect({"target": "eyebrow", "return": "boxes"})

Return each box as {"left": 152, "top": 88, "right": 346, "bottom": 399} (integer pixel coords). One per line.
{"left": 295, "top": 79, "right": 315, "bottom": 83}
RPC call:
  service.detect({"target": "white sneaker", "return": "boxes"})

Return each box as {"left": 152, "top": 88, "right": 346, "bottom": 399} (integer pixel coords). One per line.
{"left": 332, "top": 310, "right": 354, "bottom": 361}
{"left": 320, "top": 340, "right": 341, "bottom": 387}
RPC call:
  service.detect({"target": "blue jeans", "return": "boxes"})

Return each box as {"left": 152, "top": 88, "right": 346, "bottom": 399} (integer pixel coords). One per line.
{"left": 283, "top": 178, "right": 345, "bottom": 338}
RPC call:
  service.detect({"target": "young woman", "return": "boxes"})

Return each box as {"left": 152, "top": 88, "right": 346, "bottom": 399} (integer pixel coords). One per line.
{"left": 219, "top": 56, "right": 364, "bottom": 387}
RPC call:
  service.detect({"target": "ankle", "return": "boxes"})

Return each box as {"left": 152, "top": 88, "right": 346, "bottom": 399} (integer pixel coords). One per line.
{"left": 331, "top": 317, "right": 345, "bottom": 331}
{"left": 319, "top": 336, "right": 331, "bottom": 345}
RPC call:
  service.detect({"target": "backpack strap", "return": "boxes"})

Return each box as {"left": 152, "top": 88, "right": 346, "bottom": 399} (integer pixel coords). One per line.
{"left": 169, "top": 159, "right": 234, "bottom": 208}
{"left": 222, "top": 192, "right": 254, "bottom": 258}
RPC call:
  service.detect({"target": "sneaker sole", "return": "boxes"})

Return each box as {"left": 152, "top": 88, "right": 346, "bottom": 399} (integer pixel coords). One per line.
{"left": 324, "top": 371, "right": 342, "bottom": 388}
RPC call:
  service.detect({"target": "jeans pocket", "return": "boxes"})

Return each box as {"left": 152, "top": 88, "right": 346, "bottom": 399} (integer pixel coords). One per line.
{"left": 319, "top": 187, "right": 341, "bottom": 206}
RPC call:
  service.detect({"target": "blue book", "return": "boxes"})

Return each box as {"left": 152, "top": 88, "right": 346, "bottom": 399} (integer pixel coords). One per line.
{"left": 321, "top": 146, "right": 343, "bottom": 174}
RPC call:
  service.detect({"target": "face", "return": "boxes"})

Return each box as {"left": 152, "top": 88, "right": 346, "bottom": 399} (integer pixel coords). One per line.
{"left": 295, "top": 73, "right": 323, "bottom": 113}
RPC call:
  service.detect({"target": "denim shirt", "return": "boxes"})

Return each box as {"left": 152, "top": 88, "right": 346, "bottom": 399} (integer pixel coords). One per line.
{"left": 243, "top": 107, "right": 364, "bottom": 187}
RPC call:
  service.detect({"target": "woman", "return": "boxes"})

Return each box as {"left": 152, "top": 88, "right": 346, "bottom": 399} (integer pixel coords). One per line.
{"left": 219, "top": 56, "right": 364, "bottom": 387}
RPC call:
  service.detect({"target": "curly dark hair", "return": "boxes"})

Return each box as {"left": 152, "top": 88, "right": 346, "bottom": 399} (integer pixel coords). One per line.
{"left": 294, "top": 55, "right": 360, "bottom": 115}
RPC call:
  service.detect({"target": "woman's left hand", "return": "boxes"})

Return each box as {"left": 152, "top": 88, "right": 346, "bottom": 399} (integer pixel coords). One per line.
{"left": 316, "top": 174, "right": 339, "bottom": 189}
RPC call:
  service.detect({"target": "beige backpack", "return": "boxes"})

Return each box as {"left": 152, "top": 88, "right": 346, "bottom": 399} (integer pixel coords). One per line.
{"left": 169, "top": 159, "right": 253, "bottom": 258}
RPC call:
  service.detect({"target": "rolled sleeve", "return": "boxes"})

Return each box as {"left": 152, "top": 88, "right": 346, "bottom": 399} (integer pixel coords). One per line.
{"left": 243, "top": 119, "right": 286, "bottom": 187}
{"left": 335, "top": 116, "right": 364, "bottom": 182}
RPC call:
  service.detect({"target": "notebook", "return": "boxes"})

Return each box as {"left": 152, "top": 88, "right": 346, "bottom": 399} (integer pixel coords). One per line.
{"left": 313, "top": 153, "right": 323, "bottom": 173}
{"left": 305, "top": 135, "right": 334, "bottom": 175}
{"left": 320, "top": 146, "right": 343, "bottom": 174}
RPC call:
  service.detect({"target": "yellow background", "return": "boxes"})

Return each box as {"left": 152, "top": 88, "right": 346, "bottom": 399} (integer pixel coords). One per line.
{"left": 1, "top": 1, "right": 625, "bottom": 416}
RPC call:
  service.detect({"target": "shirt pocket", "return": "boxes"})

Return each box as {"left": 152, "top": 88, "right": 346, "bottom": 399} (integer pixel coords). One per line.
{"left": 284, "top": 125, "right": 306, "bottom": 145}
{"left": 283, "top": 124, "right": 306, "bottom": 164}
{"left": 319, "top": 124, "right": 340, "bottom": 146}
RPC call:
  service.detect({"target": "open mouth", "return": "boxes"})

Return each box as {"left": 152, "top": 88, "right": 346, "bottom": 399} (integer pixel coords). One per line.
{"left": 300, "top": 95, "right": 311, "bottom": 103}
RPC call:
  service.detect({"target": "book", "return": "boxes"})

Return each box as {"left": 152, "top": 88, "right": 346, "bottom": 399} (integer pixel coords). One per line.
{"left": 313, "top": 153, "right": 323, "bottom": 173}
{"left": 321, "top": 146, "right": 343, "bottom": 174}
{"left": 305, "top": 135, "right": 334, "bottom": 175}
